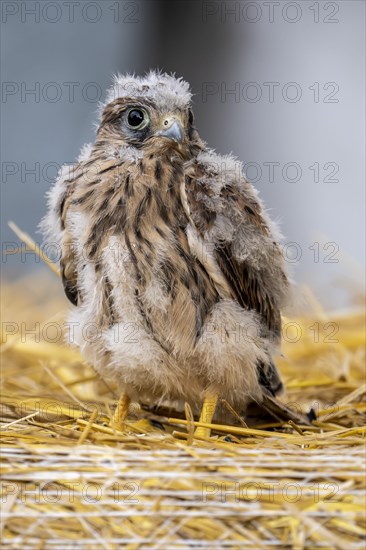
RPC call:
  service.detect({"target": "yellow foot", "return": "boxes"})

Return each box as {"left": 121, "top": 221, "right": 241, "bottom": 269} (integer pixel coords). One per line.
{"left": 110, "top": 393, "right": 131, "bottom": 431}
{"left": 110, "top": 394, "right": 165, "bottom": 434}
{"left": 195, "top": 393, "right": 219, "bottom": 439}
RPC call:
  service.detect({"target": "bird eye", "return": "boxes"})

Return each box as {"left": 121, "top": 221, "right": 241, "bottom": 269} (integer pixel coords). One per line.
{"left": 126, "top": 108, "right": 148, "bottom": 130}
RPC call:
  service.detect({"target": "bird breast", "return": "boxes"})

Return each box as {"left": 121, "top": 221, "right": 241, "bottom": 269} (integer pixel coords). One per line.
{"left": 111, "top": 154, "right": 219, "bottom": 358}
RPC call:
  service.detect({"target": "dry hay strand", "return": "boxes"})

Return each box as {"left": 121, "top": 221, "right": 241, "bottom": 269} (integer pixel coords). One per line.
{"left": 1, "top": 268, "right": 365, "bottom": 549}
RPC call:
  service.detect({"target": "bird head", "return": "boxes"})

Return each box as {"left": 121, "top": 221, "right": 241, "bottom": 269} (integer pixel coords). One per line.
{"left": 97, "top": 72, "right": 200, "bottom": 158}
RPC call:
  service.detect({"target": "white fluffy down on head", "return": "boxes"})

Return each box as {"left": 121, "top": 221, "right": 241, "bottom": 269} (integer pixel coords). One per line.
{"left": 103, "top": 71, "right": 192, "bottom": 112}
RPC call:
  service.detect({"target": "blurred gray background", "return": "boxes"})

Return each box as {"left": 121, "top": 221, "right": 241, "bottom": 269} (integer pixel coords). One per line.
{"left": 1, "top": 0, "right": 365, "bottom": 307}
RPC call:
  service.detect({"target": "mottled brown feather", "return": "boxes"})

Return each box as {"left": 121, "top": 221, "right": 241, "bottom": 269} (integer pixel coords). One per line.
{"left": 185, "top": 165, "right": 288, "bottom": 341}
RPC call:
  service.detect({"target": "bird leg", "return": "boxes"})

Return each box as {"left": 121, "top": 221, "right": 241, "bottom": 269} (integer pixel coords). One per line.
{"left": 110, "top": 393, "right": 131, "bottom": 431}
{"left": 110, "top": 394, "right": 162, "bottom": 434}
{"left": 195, "top": 392, "right": 219, "bottom": 438}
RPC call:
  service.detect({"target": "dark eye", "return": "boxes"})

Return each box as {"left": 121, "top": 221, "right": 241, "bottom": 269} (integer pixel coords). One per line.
{"left": 126, "top": 108, "right": 148, "bottom": 129}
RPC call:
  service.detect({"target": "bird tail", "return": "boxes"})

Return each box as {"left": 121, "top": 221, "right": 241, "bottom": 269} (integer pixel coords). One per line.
{"left": 257, "top": 359, "right": 284, "bottom": 397}
{"left": 260, "top": 392, "right": 315, "bottom": 426}
{"left": 256, "top": 359, "right": 315, "bottom": 426}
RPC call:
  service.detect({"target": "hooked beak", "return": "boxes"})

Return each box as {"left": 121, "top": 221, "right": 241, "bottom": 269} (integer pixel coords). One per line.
{"left": 156, "top": 120, "right": 184, "bottom": 144}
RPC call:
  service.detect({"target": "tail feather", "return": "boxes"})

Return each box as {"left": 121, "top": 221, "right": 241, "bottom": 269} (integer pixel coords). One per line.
{"left": 257, "top": 360, "right": 284, "bottom": 396}
{"left": 256, "top": 360, "right": 315, "bottom": 425}
{"left": 260, "top": 392, "right": 314, "bottom": 426}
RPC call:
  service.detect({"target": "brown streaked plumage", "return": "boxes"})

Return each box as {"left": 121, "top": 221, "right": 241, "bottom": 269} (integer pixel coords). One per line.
{"left": 43, "top": 72, "right": 304, "bottom": 433}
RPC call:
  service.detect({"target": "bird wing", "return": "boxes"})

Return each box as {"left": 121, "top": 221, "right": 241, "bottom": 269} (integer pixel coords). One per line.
{"left": 41, "top": 161, "right": 80, "bottom": 306}
{"left": 60, "top": 231, "right": 79, "bottom": 306}
{"left": 184, "top": 151, "right": 289, "bottom": 341}
{"left": 57, "top": 174, "right": 80, "bottom": 306}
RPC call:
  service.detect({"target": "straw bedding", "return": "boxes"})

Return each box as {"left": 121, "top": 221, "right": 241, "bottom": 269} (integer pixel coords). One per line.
{"left": 1, "top": 271, "right": 365, "bottom": 549}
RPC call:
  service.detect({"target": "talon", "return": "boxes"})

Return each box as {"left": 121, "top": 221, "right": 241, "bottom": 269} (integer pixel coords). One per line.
{"left": 150, "top": 419, "right": 165, "bottom": 431}
{"left": 110, "top": 396, "right": 165, "bottom": 434}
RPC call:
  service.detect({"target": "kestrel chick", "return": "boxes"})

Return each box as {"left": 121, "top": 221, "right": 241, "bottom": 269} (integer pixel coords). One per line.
{"left": 43, "top": 72, "right": 292, "bottom": 434}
